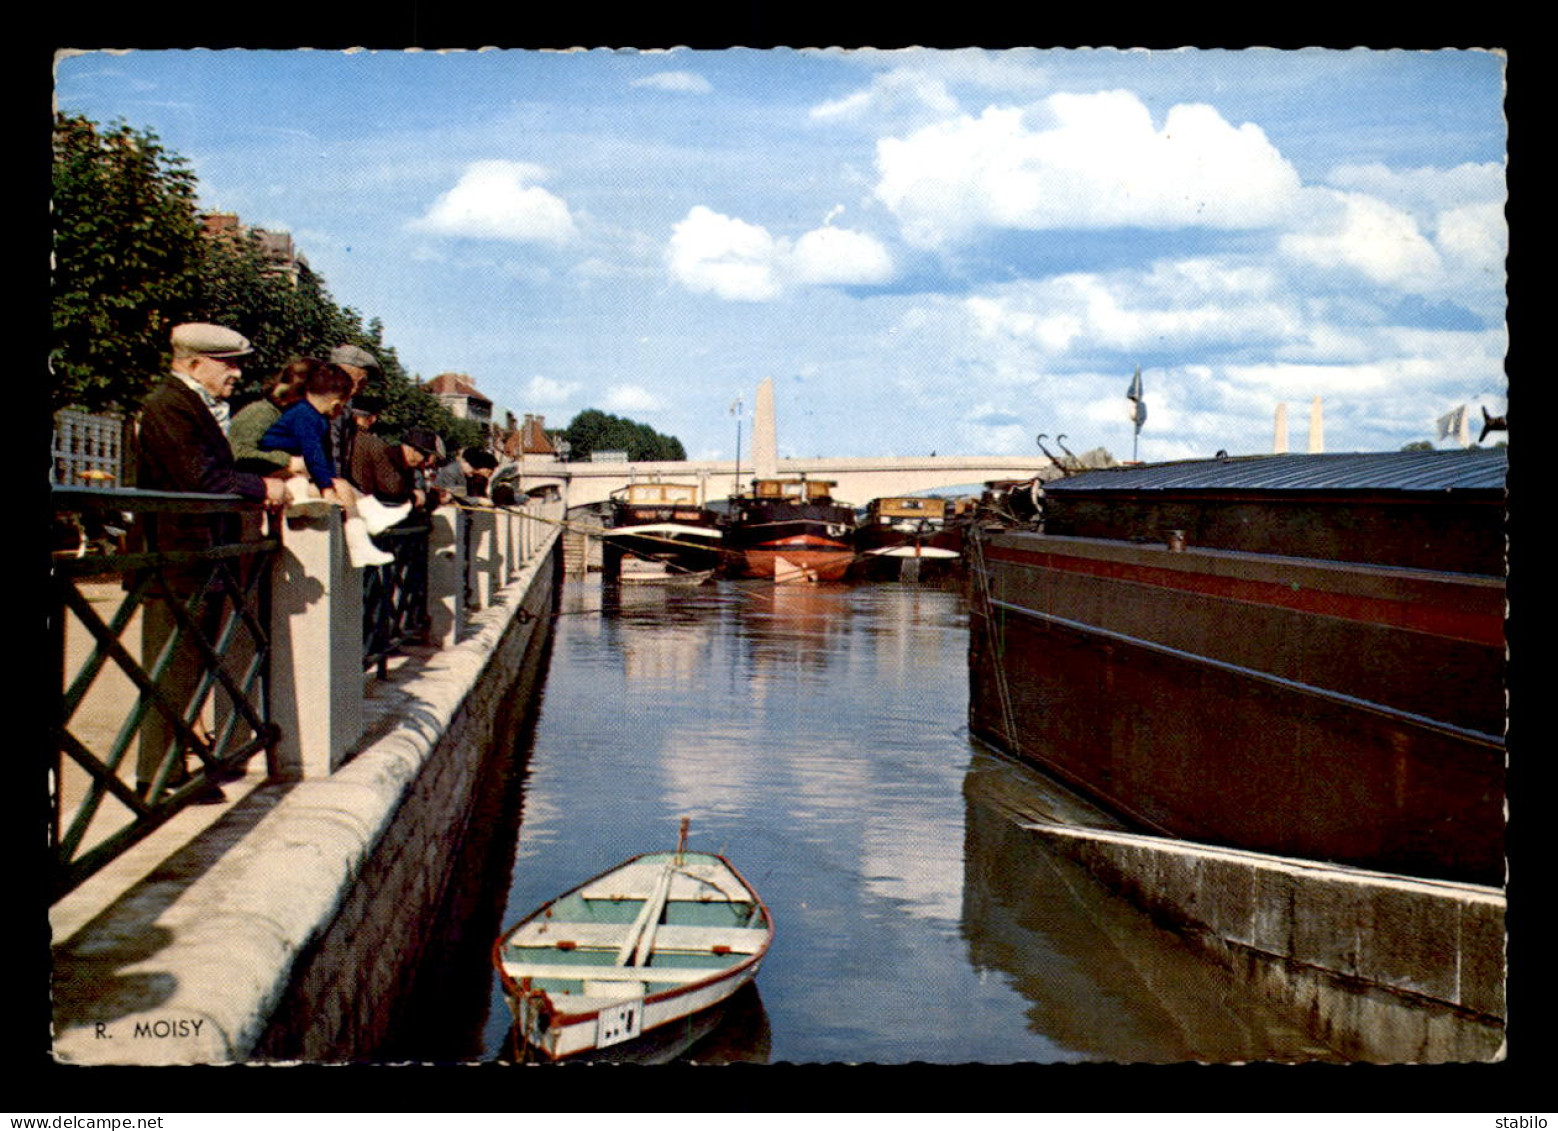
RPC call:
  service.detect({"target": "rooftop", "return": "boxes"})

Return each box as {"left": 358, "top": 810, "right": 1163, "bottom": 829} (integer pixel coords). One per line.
{"left": 1046, "top": 449, "right": 1508, "bottom": 495}
{"left": 425, "top": 372, "right": 492, "bottom": 404}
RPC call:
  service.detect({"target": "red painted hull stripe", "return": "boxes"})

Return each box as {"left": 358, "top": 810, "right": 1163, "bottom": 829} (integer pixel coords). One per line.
{"left": 752, "top": 535, "right": 851, "bottom": 550}
{"left": 985, "top": 544, "right": 1504, "bottom": 648}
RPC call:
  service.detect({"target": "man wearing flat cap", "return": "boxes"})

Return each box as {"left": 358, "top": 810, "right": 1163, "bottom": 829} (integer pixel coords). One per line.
{"left": 138, "top": 323, "right": 289, "bottom": 507}
{"left": 327, "top": 343, "right": 381, "bottom": 482}
{"left": 134, "top": 323, "right": 286, "bottom": 801}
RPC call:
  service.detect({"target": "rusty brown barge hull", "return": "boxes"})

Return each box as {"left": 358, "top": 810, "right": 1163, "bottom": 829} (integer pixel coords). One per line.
{"left": 967, "top": 450, "right": 1506, "bottom": 887}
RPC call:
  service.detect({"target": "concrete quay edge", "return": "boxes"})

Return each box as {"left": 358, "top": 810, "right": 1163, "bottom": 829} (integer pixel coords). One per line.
{"left": 51, "top": 529, "right": 560, "bottom": 1066}
{"left": 1022, "top": 820, "right": 1506, "bottom": 1062}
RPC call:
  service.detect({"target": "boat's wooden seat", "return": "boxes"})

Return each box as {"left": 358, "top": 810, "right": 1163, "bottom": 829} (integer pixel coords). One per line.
{"left": 500, "top": 961, "right": 729, "bottom": 986}
{"left": 506, "top": 921, "right": 770, "bottom": 955}
{"left": 579, "top": 859, "right": 747, "bottom": 903}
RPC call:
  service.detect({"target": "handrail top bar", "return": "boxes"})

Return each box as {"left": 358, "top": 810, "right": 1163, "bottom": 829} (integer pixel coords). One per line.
{"left": 52, "top": 485, "right": 267, "bottom": 513}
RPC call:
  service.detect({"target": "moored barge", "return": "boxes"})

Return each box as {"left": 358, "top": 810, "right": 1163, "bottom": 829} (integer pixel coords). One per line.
{"left": 722, "top": 477, "right": 857, "bottom": 583}
{"left": 967, "top": 449, "right": 1506, "bottom": 886}
{"left": 854, "top": 495, "right": 966, "bottom": 580}
{"left": 602, "top": 480, "right": 723, "bottom": 583}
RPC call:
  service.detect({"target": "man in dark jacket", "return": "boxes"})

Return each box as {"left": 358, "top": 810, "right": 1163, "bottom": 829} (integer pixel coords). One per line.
{"left": 137, "top": 324, "right": 288, "bottom": 516}
{"left": 134, "top": 323, "right": 286, "bottom": 800}
{"left": 349, "top": 425, "right": 443, "bottom": 510}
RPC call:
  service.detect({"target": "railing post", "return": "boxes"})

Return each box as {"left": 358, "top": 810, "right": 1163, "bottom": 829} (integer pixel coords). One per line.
{"left": 470, "top": 507, "right": 498, "bottom": 608}
{"left": 501, "top": 508, "right": 518, "bottom": 578}
{"left": 269, "top": 508, "right": 362, "bottom": 778}
{"left": 427, "top": 505, "right": 466, "bottom": 647}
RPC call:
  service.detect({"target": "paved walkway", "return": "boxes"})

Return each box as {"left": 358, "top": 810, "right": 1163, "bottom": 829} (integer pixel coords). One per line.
{"left": 52, "top": 580, "right": 439, "bottom": 951}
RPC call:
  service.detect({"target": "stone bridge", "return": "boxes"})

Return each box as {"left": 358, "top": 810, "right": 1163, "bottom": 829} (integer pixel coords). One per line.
{"left": 514, "top": 454, "right": 1101, "bottom": 510}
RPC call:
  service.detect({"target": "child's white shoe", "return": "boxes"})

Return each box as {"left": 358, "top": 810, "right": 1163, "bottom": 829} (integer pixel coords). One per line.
{"left": 344, "top": 515, "right": 394, "bottom": 567}
{"left": 358, "top": 494, "right": 413, "bottom": 535}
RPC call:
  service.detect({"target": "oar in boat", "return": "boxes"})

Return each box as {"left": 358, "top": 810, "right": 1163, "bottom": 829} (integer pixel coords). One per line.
{"left": 616, "top": 859, "right": 674, "bottom": 967}
{"left": 615, "top": 818, "right": 692, "bottom": 968}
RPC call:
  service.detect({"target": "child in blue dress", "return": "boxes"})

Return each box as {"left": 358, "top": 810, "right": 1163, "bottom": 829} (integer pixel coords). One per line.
{"left": 261, "top": 363, "right": 393, "bottom": 566}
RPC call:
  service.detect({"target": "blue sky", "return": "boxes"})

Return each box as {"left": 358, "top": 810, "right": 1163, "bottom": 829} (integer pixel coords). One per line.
{"left": 54, "top": 47, "right": 1508, "bottom": 462}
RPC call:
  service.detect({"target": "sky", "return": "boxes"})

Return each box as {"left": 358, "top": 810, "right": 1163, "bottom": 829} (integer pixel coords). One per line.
{"left": 52, "top": 47, "right": 1509, "bottom": 463}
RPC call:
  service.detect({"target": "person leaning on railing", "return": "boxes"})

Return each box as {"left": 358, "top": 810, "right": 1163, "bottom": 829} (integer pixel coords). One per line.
{"left": 326, "top": 343, "right": 381, "bottom": 480}
{"left": 348, "top": 424, "right": 445, "bottom": 518}
{"left": 137, "top": 324, "right": 290, "bottom": 512}
{"left": 132, "top": 323, "right": 289, "bottom": 802}
{"left": 431, "top": 446, "right": 499, "bottom": 500}
{"left": 229, "top": 357, "right": 317, "bottom": 476}
{"left": 258, "top": 363, "right": 399, "bottom": 567}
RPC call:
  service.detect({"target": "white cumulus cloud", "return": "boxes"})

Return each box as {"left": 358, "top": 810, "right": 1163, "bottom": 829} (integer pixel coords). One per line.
{"left": 667, "top": 206, "right": 784, "bottom": 301}
{"left": 809, "top": 51, "right": 1050, "bottom": 126}
{"left": 667, "top": 205, "right": 895, "bottom": 300}
{"left": 1279, "top": 190, "right": 1443, "bottom": 289}
{"left": 523, "top": 375, "right": 581, "bottom": 404}
{"left": 631, "top": 71, "right": 713, "bottom": 94}
{"left": 602, "top": 384, "right": 663, "bottom": 412}
{"left": 1324, "top": 161, "right": 1504, "bottom": 219}
{"left": 874, "top": 91, "right": 1304, "bottom": 248}
{"left": 1435, "top": 200, "right": 1507, "bottom": 272}
{"left": 408, "top": 160, "right": 578, "bottom": 244}
{"left": 789, "top": 225, "right": 895, "bottom": 285}
{"left": 811, "top": 67, "right": 959, "bottom": 124}
{"left": 964, "top": 260, "right": 1301, "bottom": 362}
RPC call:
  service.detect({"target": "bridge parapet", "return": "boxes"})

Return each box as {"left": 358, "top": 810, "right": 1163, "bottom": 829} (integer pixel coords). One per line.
{"left": 525, "top": 454, "right": 1074, "bottom": 508}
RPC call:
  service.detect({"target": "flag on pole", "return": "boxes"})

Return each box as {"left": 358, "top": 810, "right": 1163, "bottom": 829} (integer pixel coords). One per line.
{"left": 1436, "top": 404, "right": 1469, "bottom": 446}
{"left": 1126, "top": 367, "right": 1147, "bottom": 431}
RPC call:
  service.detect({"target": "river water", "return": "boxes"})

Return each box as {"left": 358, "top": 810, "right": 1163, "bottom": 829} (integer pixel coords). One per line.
{"left": 401, "top": 576, "right": 1340, "bottom": 1065}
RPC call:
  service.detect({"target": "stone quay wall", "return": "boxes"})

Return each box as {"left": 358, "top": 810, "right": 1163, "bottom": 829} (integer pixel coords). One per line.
{"left": 52, "top": 513, "right": 563, "bottom": 1065}
{"left": 253, "top": 538, "right": 562, "bottom": 1061}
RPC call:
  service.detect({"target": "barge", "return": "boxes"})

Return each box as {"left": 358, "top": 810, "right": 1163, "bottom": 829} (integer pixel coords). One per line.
{"left": 601, "top": 480, "right": 723, "bottom": 583}
{"left": 967, "top": 449, "right": 1506, "bottom": 886}
{"left": 853, "top": 495, "right": 966, "bottom": 581}
{"left": 721, "top": 477, "right": 857, "bottom": 583}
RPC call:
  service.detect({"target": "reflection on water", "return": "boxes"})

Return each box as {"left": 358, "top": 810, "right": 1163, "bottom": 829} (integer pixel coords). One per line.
{"left": 961, "top": 748, "right": 1338, "bottom": 1063}
{"left": 431, "top": 577, "right": 1340, "bottom": 1064}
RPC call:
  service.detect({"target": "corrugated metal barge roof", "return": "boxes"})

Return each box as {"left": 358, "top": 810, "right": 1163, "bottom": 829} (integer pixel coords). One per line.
{"left": 1045, "top": 449, "right": 1507, "bottom": 494}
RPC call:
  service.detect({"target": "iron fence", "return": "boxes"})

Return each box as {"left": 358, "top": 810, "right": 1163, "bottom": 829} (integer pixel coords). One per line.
{"left": 51, "top": 486, "right": 280, "bottom": 899}
{"left": 362, "top": 517, "right": 433, "bottom": 679}
{"left": 52, "top": 410, "right": 125, "bottom": 488}
{"left": 53, "top": 490, "right": 537, "bottom": 898}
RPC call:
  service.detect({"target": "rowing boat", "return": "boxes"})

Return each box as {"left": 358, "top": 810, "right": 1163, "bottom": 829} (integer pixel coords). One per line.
{"left": 492, "top": 822, "right": 774, "bottom": 1061}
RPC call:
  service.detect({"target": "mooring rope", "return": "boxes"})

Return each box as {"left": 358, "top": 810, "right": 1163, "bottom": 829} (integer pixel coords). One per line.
{"left": 967, "top": 527, "right": 1024, "bottom": 759}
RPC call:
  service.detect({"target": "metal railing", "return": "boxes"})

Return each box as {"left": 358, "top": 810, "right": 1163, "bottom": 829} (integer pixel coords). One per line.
{"left": 51, "top": 487, "right": 280, "bottom": 899}
{"left": 53, "top": 487, "right": 560, "bottom": 900}
{"left": 362, "top": 518, "right": 433, "bottom": 679}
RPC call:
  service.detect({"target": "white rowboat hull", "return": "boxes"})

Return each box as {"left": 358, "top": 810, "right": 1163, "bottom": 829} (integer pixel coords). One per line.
{"left": 495, "top": 849, "right": 773, "bottom": 1062}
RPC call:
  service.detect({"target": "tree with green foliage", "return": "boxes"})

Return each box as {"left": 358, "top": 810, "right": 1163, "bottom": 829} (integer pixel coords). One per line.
{"left": 559, "top": 409, "right": 687, "bottom": 462}
{"left": 51, "top": 114, "right": 203, "bottom": 413}
{"left": 52, "top": 110, "right": 479, "bottom": 456}
{"left": 192, "top": 229, "right": 333, "bottom": 387}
